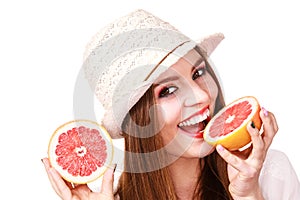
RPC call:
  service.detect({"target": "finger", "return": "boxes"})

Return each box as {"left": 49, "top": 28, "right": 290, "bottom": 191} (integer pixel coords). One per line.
{"left": 260, "top": 109, "right": 278, "bottom": 149}
{"left": 48, "top": 165, "right": 73, "bottom": 199}
{"left": 217, "top": 145, "right": 258, "bottom": 178}
{"left": 230, "top": 144, "right": 252, "bottom": 160}
{"left": 42, "top": 158, "right": 61, "bottom": 193}
{"left": 42, "top": 158, "right": 72, "bottom": 199}
{"left": 247, "top": 122, "right": 264, "bottom": 156}
{"left": 216, "top": 145, "right": 244, "bottom": 171}
{"left": 64, "top": 180, "right": 74, "bottom": 190}
{"left": 262, "top": 108, "right": 279, "bottom": 131}
{"left": 100, "top": 164, "right": 116, "bottom": 196}
{"left": 246, "top": 122, "right": 265, "bottom": 167}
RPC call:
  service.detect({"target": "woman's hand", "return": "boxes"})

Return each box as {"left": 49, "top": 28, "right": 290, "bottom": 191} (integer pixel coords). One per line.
{"left": 42, "top": 158, "right": 115, "bottom": 200}
{"left": 216, "top": 108, "right": 278, "bottom": 199}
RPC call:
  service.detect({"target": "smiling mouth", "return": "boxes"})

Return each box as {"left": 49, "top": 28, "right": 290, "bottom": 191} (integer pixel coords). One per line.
{"left": 178, "top": 108, "right": 210, "bottom": 138}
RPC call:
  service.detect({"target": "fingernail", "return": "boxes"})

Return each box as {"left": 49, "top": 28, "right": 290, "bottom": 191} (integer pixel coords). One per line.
{"left": 217, "top": 144, "right": 224, "bottom": 151}
{"left": 251, "top": 121, "right": 256, "bottom": 129}
{"left": 262, "top": 107, "right": 268, "bottom": 117}
{"left": 113, "top": 164, "right": 117, "bottom": 173}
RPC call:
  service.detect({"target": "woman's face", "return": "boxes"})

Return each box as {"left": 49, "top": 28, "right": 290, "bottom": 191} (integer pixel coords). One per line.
{"left": 153, "top": 49, "right": 218, "bottom": 158}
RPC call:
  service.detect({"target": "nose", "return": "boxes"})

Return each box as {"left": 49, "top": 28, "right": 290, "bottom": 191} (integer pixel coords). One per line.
{"left": 183, "top": 80, "right": 210, "bottom": 107}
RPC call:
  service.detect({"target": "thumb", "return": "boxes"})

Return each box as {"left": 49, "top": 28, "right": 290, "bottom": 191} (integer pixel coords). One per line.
{"left": 100, "top": 164, "right": 116, "bottom": 196}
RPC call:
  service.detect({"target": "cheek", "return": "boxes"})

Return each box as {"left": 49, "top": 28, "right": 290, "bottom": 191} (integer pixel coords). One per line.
{"left": 157, "top": 94, "right": 182, "bottom": 123}
{"left": 200, "top": 76, "right": 218, "bottom": 101}
{"left": 157, "top": 98, "right": 182, "bottom": 143}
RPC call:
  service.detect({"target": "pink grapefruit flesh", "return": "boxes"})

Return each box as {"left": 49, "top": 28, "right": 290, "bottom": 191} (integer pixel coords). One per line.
{"left": 48, "top": 120, "right": 113, "bottom": 184}
{"left": 204, "top": 96, "right": 262, "bottom": 151}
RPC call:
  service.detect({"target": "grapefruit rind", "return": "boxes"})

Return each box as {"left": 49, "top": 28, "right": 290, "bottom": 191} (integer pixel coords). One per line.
{"left": 48, "top": 119, "right": 114, "bottom": 184}
{"left": 203, "top": 96, "right": 262, "bottom": 151}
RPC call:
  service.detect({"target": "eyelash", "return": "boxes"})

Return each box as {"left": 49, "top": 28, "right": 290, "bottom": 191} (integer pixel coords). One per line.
{"left": 192, "top": 66, "right": 207, "bottom": 80}
{"left": 158, "top": 86, "right": 177, "bottom": 98}
{"left": 158, "top": 64, "right": 207, "bottom": 98}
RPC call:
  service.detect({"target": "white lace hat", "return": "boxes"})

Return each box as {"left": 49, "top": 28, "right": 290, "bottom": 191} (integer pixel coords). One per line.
{"left": 83, "top": 9, "right": 224, "bottom": 138}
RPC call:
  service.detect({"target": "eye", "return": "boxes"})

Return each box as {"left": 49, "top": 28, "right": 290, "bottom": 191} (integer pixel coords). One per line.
{"left": 192, "top": 67, "right": 206, "bottom": 80}
{"left": 158, "top": 86, "right": 177, "bottom": 98}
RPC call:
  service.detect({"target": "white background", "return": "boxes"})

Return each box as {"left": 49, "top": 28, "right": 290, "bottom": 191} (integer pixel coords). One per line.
{"left": 0, "top": 0, "right": 299, "bottom": 199}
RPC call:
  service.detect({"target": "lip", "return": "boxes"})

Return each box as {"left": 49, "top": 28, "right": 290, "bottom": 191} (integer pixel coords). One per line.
{"left": 177, "top": 106, "right": 210, "bottom": 139}
{"left": 182, "top": 130, "right": 205, "bottom": 139}
{"left": 178, "top": 120, "right": 210, "bottom": 139}
{"left": 184, "top": 106, "right": 209, "bottom": 122}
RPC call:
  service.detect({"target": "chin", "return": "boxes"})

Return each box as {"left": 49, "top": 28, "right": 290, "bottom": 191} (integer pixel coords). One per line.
{"left": 166, "top": 135, "right": 215, "bottom": 159}
{"left": 188, "top": 139, "right": 215, "bottom": 158}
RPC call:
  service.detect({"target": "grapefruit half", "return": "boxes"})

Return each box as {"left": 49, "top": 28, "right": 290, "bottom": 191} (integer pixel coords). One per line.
{"left": 204, "top": 96, "right": 262, "bottom": 151}
{"left": 48, "top": 119, "right": 113, "bottom": 184}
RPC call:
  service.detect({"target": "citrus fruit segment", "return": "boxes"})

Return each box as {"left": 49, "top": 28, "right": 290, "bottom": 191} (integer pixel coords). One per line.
{"left": 48, "top": 120, "right": 113, "bottom": 184}
{"left": 204, "top": 96, "right": 262, "bottom": 151}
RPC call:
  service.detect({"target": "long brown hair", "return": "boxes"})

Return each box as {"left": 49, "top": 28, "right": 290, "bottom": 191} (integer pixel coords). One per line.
{"left": 115, "top": 47, "right": 233, "bottom": 199}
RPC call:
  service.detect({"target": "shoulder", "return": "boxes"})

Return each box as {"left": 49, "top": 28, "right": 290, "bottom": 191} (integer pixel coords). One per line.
{"left": 261, "top": 149, "right": 290, "bottom": 177}
{"left": 261, "top": 149, "right": 296, "bottom": 179}
{"left": 259, "top": 149, "right": 300, "bottom": 199}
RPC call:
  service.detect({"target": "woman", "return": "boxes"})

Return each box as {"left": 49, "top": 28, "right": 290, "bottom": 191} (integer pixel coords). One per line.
{"left": 42, "top": 9, "right": 300, "bottom": 199}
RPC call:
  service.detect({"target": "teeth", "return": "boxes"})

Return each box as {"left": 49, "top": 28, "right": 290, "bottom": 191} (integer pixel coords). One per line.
{"left": 178, "top": 109, "right": 210, "bottom": 127}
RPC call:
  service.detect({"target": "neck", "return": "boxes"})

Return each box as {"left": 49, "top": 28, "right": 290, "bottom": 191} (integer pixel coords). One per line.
{"left": 168, "top": 157, "right": 201, "bottom": 199}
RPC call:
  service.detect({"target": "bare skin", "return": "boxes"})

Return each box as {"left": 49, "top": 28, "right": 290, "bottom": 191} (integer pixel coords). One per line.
{"left": 153, "top": 52, "right": 278, "bottom": 199}
{"left": 217, "top": 109, "right": 278, "bottom": 200}
{"left": 42, "top": 108, "right": 277, "bottom": 200}
{"left": 42, "top": 158, "right": 115, "bottom": 200}
{"left": 168, "top": 157, "right": 201, "bottom": 199}
{"left": 42, "top": 51, "right": 278, "bottom": 199}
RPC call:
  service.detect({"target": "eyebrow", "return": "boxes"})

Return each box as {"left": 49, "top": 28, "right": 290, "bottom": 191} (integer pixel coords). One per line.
{"left": 190, "top": 60, "right": 203, "bottom": 72}
{"left": 153, "top": 50, "right": 205, "bottom": 86}
{"left": 185, "top": 57, "right": 205, "bottom": 75}
{"left": 153, "top": 56, "right": 205, "bottom": 87}
{"left": 153, "top": 76, "right": 179, "bottom": 86}
{"left": 185, "top": 53, "right": 205, "bottom": 67}
{"left": 194, "top": 58, "right": 204, "bottom": 67}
